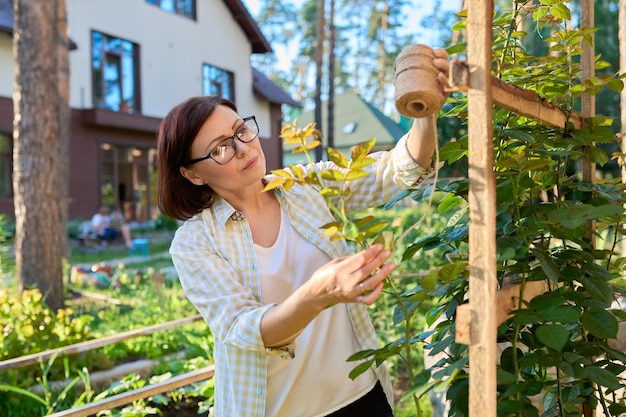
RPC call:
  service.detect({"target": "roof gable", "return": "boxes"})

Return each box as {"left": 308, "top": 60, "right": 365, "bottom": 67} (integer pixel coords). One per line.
{"left": 294, "top": 91, "right": 406, "bottom": 149}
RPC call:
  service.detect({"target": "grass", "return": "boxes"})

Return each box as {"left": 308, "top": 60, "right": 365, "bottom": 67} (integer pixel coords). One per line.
{"left": 70, "top": 241, "right": 172, "bottom": 265}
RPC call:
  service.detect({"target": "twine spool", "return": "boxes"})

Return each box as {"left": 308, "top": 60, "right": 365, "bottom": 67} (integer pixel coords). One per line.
{"left": 394, "top": 44, "right": 441, "bottom": 118}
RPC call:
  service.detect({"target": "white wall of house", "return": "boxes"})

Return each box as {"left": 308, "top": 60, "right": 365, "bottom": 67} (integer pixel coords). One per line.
{"left": 0, "top": 1, "right": 273, "bottom": 138}
{"left": 66, "top": 0, "right": 262, "bottom": 120}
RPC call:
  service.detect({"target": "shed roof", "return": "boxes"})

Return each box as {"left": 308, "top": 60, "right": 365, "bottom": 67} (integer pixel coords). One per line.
{"left": 252, "top": 68, "right": 301, "bottom": 107}
{"left": 294, "top": 91, "right": 406, "bottom": 149}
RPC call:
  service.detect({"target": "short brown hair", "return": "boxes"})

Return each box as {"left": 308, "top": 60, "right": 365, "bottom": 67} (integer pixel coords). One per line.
{"left": 157, "top": 96, "right": 237, "bottom": 220}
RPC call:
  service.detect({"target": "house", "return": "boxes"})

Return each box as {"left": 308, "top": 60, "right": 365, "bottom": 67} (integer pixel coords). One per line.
{"left": 0, "top": 0, "right": 300, "bottom": 222}
{"left": 283, "top": 91, "right": 406, "bottom": 166}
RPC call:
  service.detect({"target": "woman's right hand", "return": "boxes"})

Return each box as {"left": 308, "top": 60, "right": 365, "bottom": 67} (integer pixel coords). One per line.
{"left": 307, "top": 244, "right": 395, "bottom": 306}
{"left": 261, "top": 244, "right": 394, "bottom": 348}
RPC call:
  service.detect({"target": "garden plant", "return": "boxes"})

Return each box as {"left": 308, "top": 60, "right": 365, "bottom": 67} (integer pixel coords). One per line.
{"left": 266, "top": 1, "right": 626, "bottom": 416}
{"left": 2, "top": 1, "right": 626, "bottom": 416}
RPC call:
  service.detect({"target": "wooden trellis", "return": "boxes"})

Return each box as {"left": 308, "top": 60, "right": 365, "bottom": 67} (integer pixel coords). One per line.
{"left": 448, "top": 1, "right": 596, "bottom": 416}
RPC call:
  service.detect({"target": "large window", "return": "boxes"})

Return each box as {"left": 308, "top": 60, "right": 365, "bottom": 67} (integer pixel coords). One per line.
{"left": 0, "top": 134, "right": 11, "bottom": 198}
{"left": 202, "top": 64, "right": 234, "bottom": 101}
{"left": 100, "top": 143, "right": 157, "bottom": 222}
{"left": 92, "top": 31, "right": 139, "bottom": 113}
{"left": 146, "top": 0, "right": 195, "bottom": 19}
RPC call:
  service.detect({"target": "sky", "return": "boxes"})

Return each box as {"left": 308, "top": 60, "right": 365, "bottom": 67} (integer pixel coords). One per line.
{"left": 242, "top": 0, "right": 463, "bottom": 72}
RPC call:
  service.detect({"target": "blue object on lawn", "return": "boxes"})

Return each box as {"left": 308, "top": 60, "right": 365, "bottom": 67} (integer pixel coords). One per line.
{"left": 130, "top": 238, "right": 149, "bottom": 259}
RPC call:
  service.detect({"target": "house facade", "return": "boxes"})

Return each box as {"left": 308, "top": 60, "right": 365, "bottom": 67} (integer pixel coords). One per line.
{"left": 0, "top": 0, "right": 299, "bottom": 222}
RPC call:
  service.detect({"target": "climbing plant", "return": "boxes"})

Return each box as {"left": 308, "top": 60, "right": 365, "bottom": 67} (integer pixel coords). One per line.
{"left": 267, "top": 1, "right": 626, "bottom": 416}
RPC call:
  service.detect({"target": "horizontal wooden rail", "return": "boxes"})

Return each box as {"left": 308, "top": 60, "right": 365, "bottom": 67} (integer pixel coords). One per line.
{"left": 448, "top": 60, "right": 584, "bottom": 130}
{"left": 47, "top": 365, "right": 215, "bottom": 417}
{"left": 0, "top": 315, "right": 203, "bottom": 372}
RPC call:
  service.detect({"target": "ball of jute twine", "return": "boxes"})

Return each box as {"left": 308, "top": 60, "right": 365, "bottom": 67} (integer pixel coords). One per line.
{"left": 394, "top": 44, "right": 441, "bottom": 118}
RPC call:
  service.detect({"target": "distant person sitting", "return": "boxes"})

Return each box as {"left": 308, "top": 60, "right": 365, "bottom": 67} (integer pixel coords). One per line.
{"left": 91, "top": 206, "right": 133, "bottom": 248}
{"left": 109, "top": 207, "right": 134, "bottom": 249}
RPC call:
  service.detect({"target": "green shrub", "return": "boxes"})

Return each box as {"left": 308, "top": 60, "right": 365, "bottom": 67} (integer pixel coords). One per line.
{"left": 0, "top": 289, "right": 93, "bottom": 387}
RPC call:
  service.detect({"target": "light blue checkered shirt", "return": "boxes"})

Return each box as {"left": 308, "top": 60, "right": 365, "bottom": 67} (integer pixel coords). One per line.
{"left": 170, "top": 134, "right": 433, "bottom": 417}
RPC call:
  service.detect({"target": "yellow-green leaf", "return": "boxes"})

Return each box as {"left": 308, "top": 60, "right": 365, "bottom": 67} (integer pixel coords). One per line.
{"left": 346, "top": 169, "right": 369, "bottom": 181}
{"left": 320, "top": 187, "right": 342, "bottom": 198}
{"left": 350, "top": 156, "right": 377, "bottom": 169}
{"left": 320, "top": 169, "right": 345, "bottom": 181}
{"left": 273, "top": 169, "right": 293, "bottom": 179}
{"left": 351, "top": 138, "right": 376, "bottom": 162}
{"left": 328, "top": 147, "right": 349, "bottom": 168}
{"left": 262, "top": 178, "right": 285, "bottom": 192}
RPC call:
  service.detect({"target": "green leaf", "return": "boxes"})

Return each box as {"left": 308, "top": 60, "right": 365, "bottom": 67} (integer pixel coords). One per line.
{"left": 581, "top": 308, "right": 618, "bottom": 339}
{"left": 421, "top": 269, "right": 439, "bottom": 291}
{"left": 582, "top": 365, "right": 622, "bottom": 390}
{"left": 581, "top": 275, "right": 612, "bottom": 305}
{"left": 500, "top": 128, "right": 536, "bottom": 144}
{"left": 539, "top": 305, "right": 581, "bottom": 323}
{"left": 348, "top": 358, "right": 375, "bottom": 380}
{"left": 550, "top": 4, "right": 571, "bottom": 20}
{"left": 535, "top": 324, "right": 569, "bottom": 351}
{"left": 438, "top": 194, "right": 465, "bottom": 214}
{"left": 439, "top": 261, "right": 467, "bottom": 282}
{"left": 342, "top": 222, "right": 360, "bottom": 240}
{"left": 531, "top": 248, "right": 560, "bottom": 283}
{"left": 585, "top": 146, "right": 609, "bottom": 166}
{"left": 606, "top": 79, "right": 624, "bottom": 93}
{"left": 0, "top": 385, "right": 46, "bottom": 405}
{"left": 365, "top": 222, "right": 390, "bottom": 239}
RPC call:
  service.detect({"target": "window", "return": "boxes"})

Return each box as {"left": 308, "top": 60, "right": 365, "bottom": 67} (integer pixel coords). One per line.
{"left": 100, "top": 143, "right": 157, "bottom": 222}
{"left": 342, "top": 122, "right": 357, "bottom": 134}
{"left": 0, "top": 134, "right": 11, "bottom": 197}
{"left": 202, "top": 64, "right": 235, "bottom": 101}
{"left": 92, "top": 31, "right": 139, "bottom": 113}
{"left": 146, "top": 0, "right": 195, "bottom": 19}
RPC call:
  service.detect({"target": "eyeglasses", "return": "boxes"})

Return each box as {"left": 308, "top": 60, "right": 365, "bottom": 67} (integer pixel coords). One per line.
{"left": 185, "top": 116, "right": 259, "bottom": 166}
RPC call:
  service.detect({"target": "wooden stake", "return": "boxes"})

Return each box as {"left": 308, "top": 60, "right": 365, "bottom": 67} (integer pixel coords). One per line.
{"left": 466, "top": 1, "right": 497, "bottom": 416}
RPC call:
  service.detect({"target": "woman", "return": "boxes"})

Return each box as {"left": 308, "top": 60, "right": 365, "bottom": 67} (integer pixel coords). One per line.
{"left": 157, "top": 47, "right": 449, "bottom": 417}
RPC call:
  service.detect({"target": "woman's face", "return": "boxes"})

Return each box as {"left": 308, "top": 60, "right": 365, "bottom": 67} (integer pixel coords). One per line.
{"left": 180, "top": 105, "right": 267, "bottom": 196}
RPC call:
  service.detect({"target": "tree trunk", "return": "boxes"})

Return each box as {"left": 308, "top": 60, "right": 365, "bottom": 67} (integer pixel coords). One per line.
{"left": 13, "top": 0, "right": 70, "bottom": 311}
{"left": 314, "top": 0, "right": 325, "bottom": 161}
{"left": 327, "top": 0, "right": 335, "bottom": 155}
{"left": 618, "top": 0, "right": 626, "bottom": 262}
{"left": 377, "top": 1, "right": 388, "bottom": 111}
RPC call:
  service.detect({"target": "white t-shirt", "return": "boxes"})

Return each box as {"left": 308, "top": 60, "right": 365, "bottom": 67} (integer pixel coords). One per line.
{"left": 255, "top": 208, "right": 377, "bottom": 417}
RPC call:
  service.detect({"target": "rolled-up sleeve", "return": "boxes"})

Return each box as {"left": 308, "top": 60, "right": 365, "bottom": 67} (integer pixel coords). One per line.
{"left": 170, "top": 220, "right": 271, "bottom": 354}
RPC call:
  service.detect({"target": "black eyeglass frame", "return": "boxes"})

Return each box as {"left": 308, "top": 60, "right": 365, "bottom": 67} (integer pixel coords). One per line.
{"left": 185, "top": 116, "right": 258, "bottom": 166}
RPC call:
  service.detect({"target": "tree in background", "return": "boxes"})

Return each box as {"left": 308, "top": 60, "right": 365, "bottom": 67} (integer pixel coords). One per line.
{"left": 13, "top": 0, "right": 70, "bottom": 311}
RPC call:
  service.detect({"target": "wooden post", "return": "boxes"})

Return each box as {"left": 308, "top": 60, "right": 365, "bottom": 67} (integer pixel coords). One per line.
{"left": 580, "top": 3, "right": 597, "bottom": 416}
{"left": 466, "top": 1, "right": 497, "bottom": 416}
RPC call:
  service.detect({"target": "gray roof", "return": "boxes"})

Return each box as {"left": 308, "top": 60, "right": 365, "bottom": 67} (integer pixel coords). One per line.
{"left": 293, "top": 91, "right": 406, "bottom": 149}
{"left": 252, "top": 68, "right": 301, "bottom": 107}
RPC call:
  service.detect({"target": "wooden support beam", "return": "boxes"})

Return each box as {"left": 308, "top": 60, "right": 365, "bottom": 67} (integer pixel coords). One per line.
{"left": 0, "top": 315, "right": 204, "bottom": 372}
{"left": 449, "top": 60, "right": 583, "bottom": 130}
{"left": 47, "top": 365, "right": 215, "bottom": 417}
{"left": 466, "top": 1, "right": 497, "bottom": 416}
{"left": 456, "top": 280, "right": 555, "bottom": 345}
